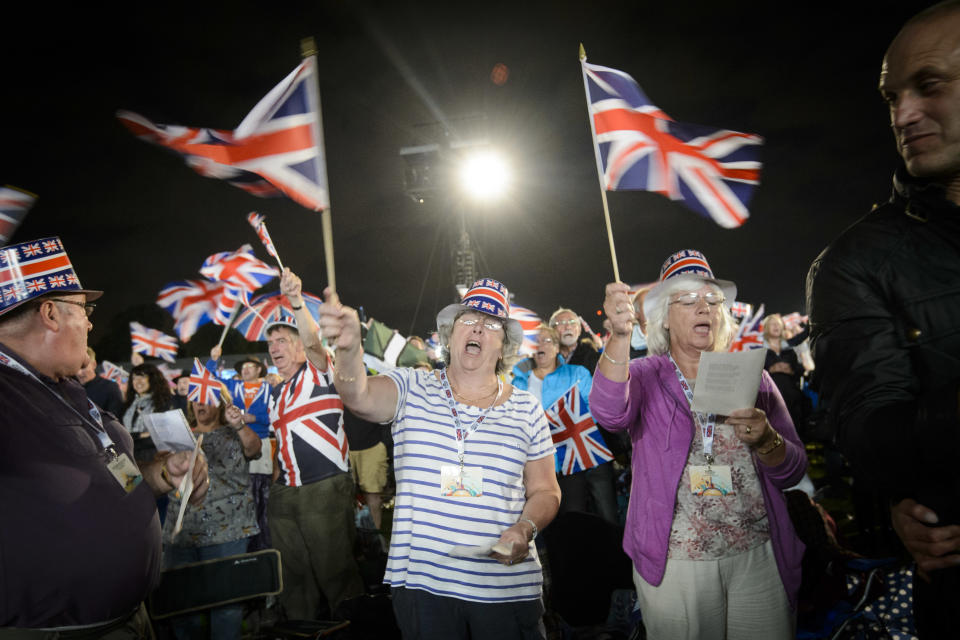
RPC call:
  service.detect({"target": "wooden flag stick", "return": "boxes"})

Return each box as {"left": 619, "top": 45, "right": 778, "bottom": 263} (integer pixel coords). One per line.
{"left": 579, "top": 43, "right": 622, "bottom": 283}
{"left": 301, "top": 36, "right": 337, "bottom": 294}
{"left": 217, "top": 305, "right": 242, "bottom": 349}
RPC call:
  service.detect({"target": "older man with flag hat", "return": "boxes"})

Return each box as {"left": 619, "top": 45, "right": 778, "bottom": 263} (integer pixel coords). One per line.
{"left": 0, "top": 236, "right": 209, "bottom": 635}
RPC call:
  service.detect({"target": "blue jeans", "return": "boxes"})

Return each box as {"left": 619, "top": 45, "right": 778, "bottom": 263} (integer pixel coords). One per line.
{"left": 165, "top": 538, "right": 250, "bottom": 640}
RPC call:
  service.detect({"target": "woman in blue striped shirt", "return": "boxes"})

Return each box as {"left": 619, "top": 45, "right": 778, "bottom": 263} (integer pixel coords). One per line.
{"left": 310, "top": 274, "right": 562, "bottom": 640}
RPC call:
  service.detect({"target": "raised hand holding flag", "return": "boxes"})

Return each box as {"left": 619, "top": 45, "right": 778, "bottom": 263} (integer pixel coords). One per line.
{"left": 187, "top": 358, "right": 222, "bottom": 405}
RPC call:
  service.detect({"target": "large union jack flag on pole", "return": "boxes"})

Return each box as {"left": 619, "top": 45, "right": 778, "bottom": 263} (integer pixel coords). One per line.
{"left": 156, "top": 279, "right": 243, "bottom": 342}
{"left": 0, "top": 186, "right": 37, "bottom": 246}
{"left": 187, "top": 358, "right": 222, "bottom": 405}
{"left": 117, "top": 57, "right": 329, "bottom": 212}
{"left": 582, "top": 60, "right": 763, "bottom": 229}
{"left": 199, "top": 244, "right": 279, "bottom": 298}
{"left": 545, "top": 382, "right": 613, "bottom": 475}
{"left": 130, "top": 321, "right": 179, "bottom": 362}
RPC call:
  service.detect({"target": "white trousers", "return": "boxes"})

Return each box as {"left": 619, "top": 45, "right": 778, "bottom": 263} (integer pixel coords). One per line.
{"left": 633, "top": 540, "right": 795, "bottom": 640}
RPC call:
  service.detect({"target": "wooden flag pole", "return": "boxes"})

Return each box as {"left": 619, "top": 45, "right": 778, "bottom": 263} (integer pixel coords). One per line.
{"left": 217, "top": 305, "right": 242, "bottom": 349}
{"left": 579, "top": 44, "right": 622, "bottom": 283}
{"left": 301, "top": 37, "right": 337, "bottom": 294}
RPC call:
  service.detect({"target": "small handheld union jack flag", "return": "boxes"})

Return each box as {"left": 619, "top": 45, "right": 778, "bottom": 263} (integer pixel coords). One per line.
{"left": 729, "top": 303, "right": 766, "bottom": 352}
{"left": 130, "top": 321, "right": 180, "bottom": 363}
{"left": 100, "top": 360, "right": 129, "bottom": 385}
{"left": 247, "top": 212, "right": 284, "bottom": 270}
{"left": 582, "top": 59, "right": 763, "bottom": 229}
{"left": 199, "top": 244, "right": 279, "bottom": 297}
{"left": 187, "top": 358, "right": 222, "bottom": 406}
{"left": 545, "top": 382, "right": 613, "bottom": 475}
{"left": 0, "top": 186, "right": 37, "bottom": 245}
{"left": 157, "top": 279, "right": 244, "bottom": 342}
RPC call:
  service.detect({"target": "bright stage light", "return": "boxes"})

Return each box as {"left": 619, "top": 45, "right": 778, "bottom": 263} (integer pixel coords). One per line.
{"left": 458, "top": 150, "right": 511, "bottom": 201}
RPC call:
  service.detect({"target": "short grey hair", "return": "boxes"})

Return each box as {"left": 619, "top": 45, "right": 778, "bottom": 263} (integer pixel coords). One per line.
{"left": 645, "top": 278, "right": 735, "bottom": 356}
{"left": 437, "top": 309, "right": 518, "bottom": 376}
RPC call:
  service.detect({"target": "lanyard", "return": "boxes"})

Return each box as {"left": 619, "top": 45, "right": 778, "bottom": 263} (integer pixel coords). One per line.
{"left": 0, "top": 347, "right": 118, "bottom": 459}
{"left": 438, "top": 369, "right": 503, "bottom": 466}
{"left": 669, "top": 355, "right": 717, "bottom": 465}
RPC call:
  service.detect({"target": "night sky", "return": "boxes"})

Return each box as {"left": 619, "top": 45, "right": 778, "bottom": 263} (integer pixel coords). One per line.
{"left": 2, "top": 1, "right": 931, "bottom": 361}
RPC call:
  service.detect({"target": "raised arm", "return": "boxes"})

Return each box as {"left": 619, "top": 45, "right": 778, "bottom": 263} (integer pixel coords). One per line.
{"left": 318, "top": 287, "right": 398, "bottom": 423}
{"left": 596, "top": 282, "right": 633, "bottom": 383}
{"left": 280, "top": 268, "right": 328, "bottom": 373}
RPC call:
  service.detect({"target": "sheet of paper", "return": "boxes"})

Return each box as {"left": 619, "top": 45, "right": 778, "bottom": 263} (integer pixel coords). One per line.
{"left": 143, "top": 409, "right": 195, "bottom": 452}
{"left": 172, "top": 434, "right": 203, "bottom": 537}
{"left": 689, "top": 349, "right": 766, "bottom": 415}
{"left": 448, "top": 542, "right": 515, "bottom": 558}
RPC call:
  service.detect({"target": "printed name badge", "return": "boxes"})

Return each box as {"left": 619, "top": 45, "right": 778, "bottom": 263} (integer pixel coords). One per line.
{"left": 107, "top": 453, "right": 143, "bottom": 493}
{"left": 689, "top": 465, "right": 734, "bottom": 496}
{"left": 440, "top": 465, "right": 483, "bottom": 497}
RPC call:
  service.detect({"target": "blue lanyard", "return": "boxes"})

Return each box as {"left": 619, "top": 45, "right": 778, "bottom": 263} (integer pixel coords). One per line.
{"left": 669, "top": 355, "right": 717, "bottom": 465}
{"left": 438, "top": 370, "right": 502, "bottom": 462}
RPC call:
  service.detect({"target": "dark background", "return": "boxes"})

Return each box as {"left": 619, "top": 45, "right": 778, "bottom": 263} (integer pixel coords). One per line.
{"left": 1, "top": 1, "right": 929, "bottom": 361}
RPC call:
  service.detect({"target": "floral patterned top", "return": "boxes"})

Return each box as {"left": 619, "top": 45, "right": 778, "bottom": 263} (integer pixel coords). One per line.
{"left": 668, "top": 383, "right": 770, "bottom": 560}
{"left": 162, "top": 426, "right": 258, "bottom": 547}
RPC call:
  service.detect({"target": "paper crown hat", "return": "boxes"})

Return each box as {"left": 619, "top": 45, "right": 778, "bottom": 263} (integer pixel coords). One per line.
{"left": 436, "top": 278, "right": 523, "bottom": 347}
{"left": 0, "top": 236, "right": 102, "bottom": 316}
{"left": 642, "top": 249, "right": 736, "bottom": 321}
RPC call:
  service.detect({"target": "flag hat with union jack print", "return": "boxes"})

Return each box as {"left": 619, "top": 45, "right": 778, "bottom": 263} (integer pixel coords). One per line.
{"left": 642, "top": 249, "right": 736, "bottom": 321}
{"left": 436, "top": 278, "right": 523, "bottom": 347}
{"left": 0, "top": 236, "right": 102, "bottom": 316}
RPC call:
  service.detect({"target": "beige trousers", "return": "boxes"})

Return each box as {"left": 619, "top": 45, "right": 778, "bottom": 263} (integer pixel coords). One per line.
{"left": 633, "top": 540, "right": 795, "bottom": 640}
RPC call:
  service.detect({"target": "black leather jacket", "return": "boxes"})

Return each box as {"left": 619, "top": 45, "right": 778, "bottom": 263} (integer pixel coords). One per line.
{"left": 807, "top": 169, "right": 960, "bottom": 514}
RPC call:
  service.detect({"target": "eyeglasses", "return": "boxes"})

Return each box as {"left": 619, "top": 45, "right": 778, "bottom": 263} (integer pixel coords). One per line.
{"left": 551, "top": 318, "right": 579, "bottom": 327}
{"left": 537, "top": 337, "right": 556, "bottom": 344}
{"left": 669, "top": 292, "right": 724, "bottom": 308}
{"left": 457, "top": 317, "right": 504, "bottom": 331}
{"left": 49, "top": 298, "right": 96, "bottom": 317}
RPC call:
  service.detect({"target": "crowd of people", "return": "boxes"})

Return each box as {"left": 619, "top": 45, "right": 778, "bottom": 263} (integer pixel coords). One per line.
{"left": 2, "top": 2, "right": 959, "bottom": 638}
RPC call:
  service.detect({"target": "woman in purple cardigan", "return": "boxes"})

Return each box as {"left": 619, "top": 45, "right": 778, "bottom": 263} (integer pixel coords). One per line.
{"left": 589, "top": 250, "right": 807, "bottom": 640}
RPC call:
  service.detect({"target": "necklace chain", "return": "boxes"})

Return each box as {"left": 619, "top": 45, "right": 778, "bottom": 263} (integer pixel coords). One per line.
{"left": 448, "top": 372, "right": 499, "bottom": 405}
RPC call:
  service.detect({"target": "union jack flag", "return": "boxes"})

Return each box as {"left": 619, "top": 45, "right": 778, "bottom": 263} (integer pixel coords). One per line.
{"left": 545, "top": 382, "right": 613, "bottom": 475}
{"left": 781, "top": 312, "right": 808, "bottom": 334}
{"left": 729, "top": 303, "right": 765, "bottom": 352}
{"left": 247, "top": 212, "right": 280, "bottom": 261}
{"left": 508, "top": 303, "right": 542, "bottom": 356}
{"left": 156, "top": 279, "right": 243, "bottom": 342}
{"left": 117, "top": 57, "right": 329, "bottom": 212}
{"left": 157, "top": 363, "right": 184, "bottom": 389}
{"left": 0, "top": 186, "right": 37, "bottom": 245}
{"left": 199, "top": 244, "right": 278, "bottom": 296}
{"left": 100, "top": 360, "right": 129, "bottom": 385}
{"left": 187, "top": 358, "right": 222, "bottom": 405}
{"left": 582, "top": 60, "right": 763, "bottom": 228}
{"left": 129, "top": 321, "right": 179, "bottom": 363}
{"left": 729, "top": 301, "right": 753, "bottom": 322}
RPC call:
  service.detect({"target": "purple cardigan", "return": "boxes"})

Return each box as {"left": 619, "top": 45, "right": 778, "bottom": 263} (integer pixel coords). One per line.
{"left": 589, "top": 354, "right": 807, "bottom": 609}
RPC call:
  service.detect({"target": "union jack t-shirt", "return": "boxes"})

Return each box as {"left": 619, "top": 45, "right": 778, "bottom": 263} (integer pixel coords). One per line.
{"left": 269, "top": 359, "right": 349, "bottom": 486}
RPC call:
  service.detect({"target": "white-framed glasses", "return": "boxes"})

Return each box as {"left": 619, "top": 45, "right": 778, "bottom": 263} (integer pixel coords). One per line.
{"left": 457, "top": 317, "right": 504, "bottom": 331}
{"left": 669, "top": 292, "right": 724, "bottom": 307}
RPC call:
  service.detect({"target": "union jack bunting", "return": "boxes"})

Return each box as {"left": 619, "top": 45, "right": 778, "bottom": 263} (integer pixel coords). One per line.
{"left": 100, "top": 360, "right": 129, "bottom": 385}
{"left": 187, "top": 358, "right": 222, "bottom": 405}
{"left": 582, "top": 60, "right": 763, "bottom": 228}
{"left": 508, "top": 303, "right": 542, "bottom": 356}
{"left": 729, "top": 303, "right": 765, "bottom": 352}
{"left": 0, "top": 186, "right": 37, "bottom": 245}
{"left": 156, "top": 279, "right": 243, "bottom": 342}
{"left": 545, "top": 382, "right": 613, "bottom": 475}
{"left": 199, "top": 244, "right": 278, "bottom": 295}
{"left": 129, "top": 321, "right": 179, "bottom": 362}
{"left": 247, "top": 212, "right": 280, "bottom": 261}
{"left": 117, "top": 57, "right": 329, "bottom": 211}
